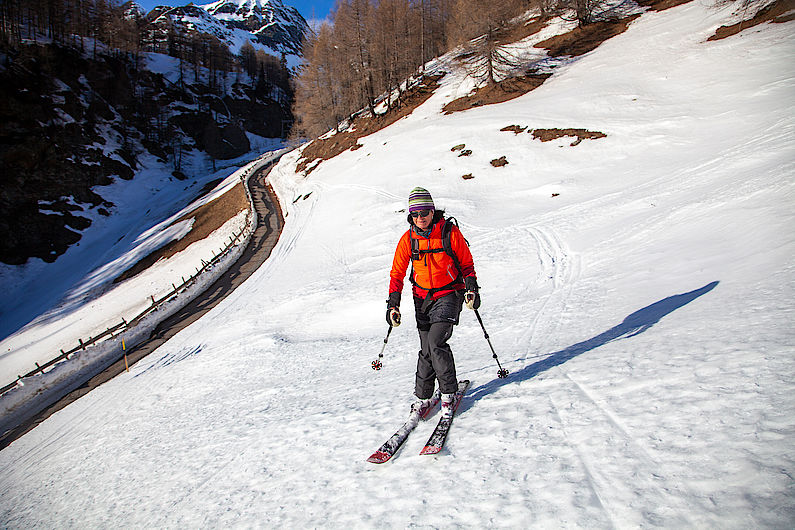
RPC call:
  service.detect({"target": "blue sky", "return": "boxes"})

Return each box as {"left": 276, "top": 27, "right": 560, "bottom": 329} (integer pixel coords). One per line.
{"left": 134, "top": 0, "right": 336, "bottom": 26}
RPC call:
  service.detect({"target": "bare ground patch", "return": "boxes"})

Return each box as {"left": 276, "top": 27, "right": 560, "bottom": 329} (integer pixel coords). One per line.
{"left": 500, "top": 125, "right": 607, "bottom": 145}
{"left": 707, "top": 0, "right": 795, "bottom": 41}
{"left": 113, "top": 182, "right": 249, "bottom": 283}
{"left": 495, "top": 16, "right": 549, "bottom": 45}
{"left": 442, "top": 73, "right": 552, "bottom": 114}
{"left": 500, "top": 125, "right": 528, "bottom": 134}
{"left": 534, "top": 15, "right": 641, "bottom": 57}
{"left": 635, "top": 0, "right": 694, "bottom": 11}
{"left": 296, "top": 74, "right": 444, "bottom": 175}
{"left": 443, "top": 14, "right": 645, "bottom": 115}
{"left": 531, "top": 128, "right": 607, "bottom": 145}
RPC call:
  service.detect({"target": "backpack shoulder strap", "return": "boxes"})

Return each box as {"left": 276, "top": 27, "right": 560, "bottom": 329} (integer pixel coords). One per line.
{"left": 442, "top": 217, "right": 469, "bottom": 246}
{"left": 441, "top": 217, "right": 467, "bottom": 279}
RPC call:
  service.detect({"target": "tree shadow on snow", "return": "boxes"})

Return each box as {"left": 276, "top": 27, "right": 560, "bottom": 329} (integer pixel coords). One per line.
{"left": 463, "top": 281, "right": 719, "bottom": 407}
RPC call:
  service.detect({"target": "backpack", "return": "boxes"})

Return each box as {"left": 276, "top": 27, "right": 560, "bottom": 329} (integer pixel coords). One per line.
{"left": 409, "top": 217, "right": 468, "bottom": 310}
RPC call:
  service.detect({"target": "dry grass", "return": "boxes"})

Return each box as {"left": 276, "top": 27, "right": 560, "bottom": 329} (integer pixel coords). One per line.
{"left": 635, "top": 0, "right": 694, "bottom": 11}
{"left": 114, "top": 182, "right": 249, "bottom": 283}
{"left": 534, "top": 15, "right": 641, "bottom": 57}
{"left": 442, "top": 74, "right": 552, "bottom": 114}
{"left": 295, "top": 74, "right": 445, "bottom": 175}
{"left": 499, "top": 125, "right": 607, "bottom": 145}
{"left": 707, "top": 0, "right": 795, "bottom": 41}
{"left": 500, "top": 125, "right": 528, "bottom": 134}
{"left": 444, "top": 13, "right": 645, "bottom": 115}
{"left": 495, "top": 16, "right": 548, "bottom": 45}
{"left": 531, "top": 128, "right": 607, "bottom": 145}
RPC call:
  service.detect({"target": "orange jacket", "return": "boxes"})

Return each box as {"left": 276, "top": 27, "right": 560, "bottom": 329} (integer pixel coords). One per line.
{"left": 389, "top": 218, "right": 476, "bottom": 302}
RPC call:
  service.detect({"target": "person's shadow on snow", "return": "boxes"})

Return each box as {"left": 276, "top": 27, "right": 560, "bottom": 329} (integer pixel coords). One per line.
{"left": 464, "top": 281, "right": 719, "bottom": 406}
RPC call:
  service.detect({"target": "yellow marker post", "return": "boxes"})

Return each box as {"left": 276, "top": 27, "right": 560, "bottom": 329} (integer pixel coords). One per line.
{"left": 123, "top": 339, "right": 129, "bottom": 372}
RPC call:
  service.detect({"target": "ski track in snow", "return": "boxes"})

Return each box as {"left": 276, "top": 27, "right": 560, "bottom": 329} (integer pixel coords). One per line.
{"left": 547, "top": 370, "right": 697, "bottom": 527}
{"left": 523, "top": 226, "right": 581, "bottom": 353}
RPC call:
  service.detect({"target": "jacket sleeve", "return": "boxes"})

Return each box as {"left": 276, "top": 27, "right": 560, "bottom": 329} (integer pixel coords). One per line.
{"left": 388, "top": 231, "right": 412, "bottom": 297}
{"left": 450, "top": 225, "right": 476, "bottom": 280}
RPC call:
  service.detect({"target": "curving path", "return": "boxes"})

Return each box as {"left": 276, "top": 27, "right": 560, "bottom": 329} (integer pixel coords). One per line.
{"left": 0, "top": 158, "right": 285, "bottom": 449}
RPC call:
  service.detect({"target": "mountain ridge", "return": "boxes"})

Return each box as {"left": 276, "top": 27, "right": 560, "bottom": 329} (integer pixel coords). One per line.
{"left": 142, "top": 0, "right": 308, "bottom": 60}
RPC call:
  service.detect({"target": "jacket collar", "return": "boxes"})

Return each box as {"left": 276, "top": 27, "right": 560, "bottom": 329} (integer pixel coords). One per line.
{"left": 411, "top": 218, "right": 441, "bottom": 238}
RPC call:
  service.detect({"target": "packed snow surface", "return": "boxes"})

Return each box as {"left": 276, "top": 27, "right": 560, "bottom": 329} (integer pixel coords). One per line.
{"left": 1, "top": 2, "right": 793, "bottom": 527}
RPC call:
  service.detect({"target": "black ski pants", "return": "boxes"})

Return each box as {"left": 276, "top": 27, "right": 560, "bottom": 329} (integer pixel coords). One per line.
{"left": 414, "top": 292, "right": 463, "bottom": 398}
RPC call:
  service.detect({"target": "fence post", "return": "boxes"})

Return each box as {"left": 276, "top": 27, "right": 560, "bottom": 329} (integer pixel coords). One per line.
{"left": 3, "top": 166, "right": 261, "bottom": 399}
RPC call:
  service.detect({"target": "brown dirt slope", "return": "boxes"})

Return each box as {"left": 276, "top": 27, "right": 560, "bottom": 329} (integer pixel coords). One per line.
{"left": 534, "top": 15, "right": 641, "bottom": 58}
{"left": 635, "top": 0, "right": 694, "bottom": 11}
{"left": 707, "top": 0, "right": 794, "bottom": 41}
{"left": 296, "top": 74, "right": 444, "bottom": 175}
{"left": 114, "top": 182, "right": 249, "bottom": 283}
{"left": 442, "top": 74, "right": 552, "bottom": 114}
{"left": 444, "top": 14, "right": 644, "bottom": 115}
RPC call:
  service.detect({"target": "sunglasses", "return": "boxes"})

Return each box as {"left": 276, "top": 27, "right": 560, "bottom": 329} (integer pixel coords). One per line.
{"left": 411, "top": 209, "right": 433, "bottom": 218}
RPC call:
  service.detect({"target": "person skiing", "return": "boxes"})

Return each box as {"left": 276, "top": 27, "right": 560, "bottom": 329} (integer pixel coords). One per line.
{"left": 386, "top": 187, "right": 480, "bottom": 418}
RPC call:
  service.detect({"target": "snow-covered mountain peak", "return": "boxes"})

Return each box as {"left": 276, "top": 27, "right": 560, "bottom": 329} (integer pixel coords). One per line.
{"left": 121, "top": 0, "right": 146, "bottom": 19}
{"left": 145, "top": 0, "right": 308, "bottom": 61}
{"left": 202, "top": 0, "right": 274, "bottom": 20}
{"left": 200, "top": 0, "right": 307, "bottom": 41}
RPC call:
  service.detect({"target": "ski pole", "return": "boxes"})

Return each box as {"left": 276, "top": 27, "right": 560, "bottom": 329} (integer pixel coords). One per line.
{"left": 371, "top": 326, "right": 393, "bottom": 371}
{"left": 474, "top": 309, "right": 509, "bottom": 379}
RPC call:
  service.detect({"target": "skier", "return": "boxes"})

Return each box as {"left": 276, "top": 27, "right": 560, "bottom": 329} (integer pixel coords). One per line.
{"left": 386, "top": 187, "right": 480, "bottom": 418}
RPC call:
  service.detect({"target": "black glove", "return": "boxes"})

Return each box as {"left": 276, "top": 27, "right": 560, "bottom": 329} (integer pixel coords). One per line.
{"left": 386, "top": 292, "right": 401, "bottom": 327}
{"left": 464, "top": 276, "right": 480, "bottom": 310}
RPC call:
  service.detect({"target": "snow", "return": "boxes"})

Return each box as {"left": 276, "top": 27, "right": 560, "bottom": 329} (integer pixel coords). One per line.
{"left": 147, "top": 0, "right": 306, "bottom": 68}
{"left": 0, "top": 142, "right": 283, "bottom": 388}
{"left": 1, "top": 1, "right": 794, "bottom": 527}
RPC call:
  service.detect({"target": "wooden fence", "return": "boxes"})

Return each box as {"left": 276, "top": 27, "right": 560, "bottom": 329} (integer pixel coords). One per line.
{"left": 0, "top": 164, "right": 263, "bottom": 396}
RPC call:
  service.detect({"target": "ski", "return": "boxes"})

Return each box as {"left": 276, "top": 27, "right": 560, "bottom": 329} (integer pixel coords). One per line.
{"left": 419, "top": 380, "right": 471, "bottom": 455}
{"left": 366, "top": 393, "right": 439, "bottom": 464}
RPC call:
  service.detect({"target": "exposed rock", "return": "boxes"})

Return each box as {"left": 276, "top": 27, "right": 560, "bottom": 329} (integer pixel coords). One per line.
{"left": 0, "top": 41, "right": 292, "bottom": 264}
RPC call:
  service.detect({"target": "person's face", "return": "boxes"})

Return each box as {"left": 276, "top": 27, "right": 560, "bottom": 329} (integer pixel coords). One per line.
{"left": 412, "top": 209, "right": 434, "bottom": 230}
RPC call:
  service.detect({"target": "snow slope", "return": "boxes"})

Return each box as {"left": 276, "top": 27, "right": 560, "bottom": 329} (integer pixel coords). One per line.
{"left": 0, "top": 2, "right": 793, "bottom": 527}
{"left": 0, "top": 137, "right": 283, "bottom": 387}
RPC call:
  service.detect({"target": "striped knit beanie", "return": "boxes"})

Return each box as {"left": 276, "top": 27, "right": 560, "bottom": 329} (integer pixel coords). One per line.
{"left": 408, "top": 187, "right": 435, "bottom": 212}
